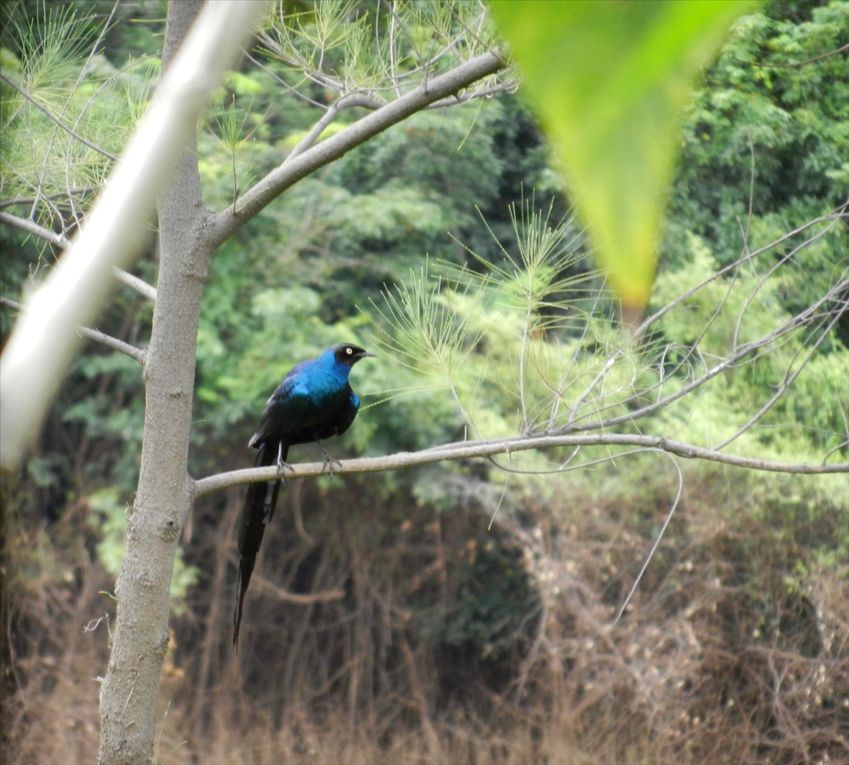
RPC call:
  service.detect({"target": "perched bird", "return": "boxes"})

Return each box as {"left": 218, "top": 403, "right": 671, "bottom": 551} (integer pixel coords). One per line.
{"left": 233, "top": 343, "right": 373, "bottom": 647}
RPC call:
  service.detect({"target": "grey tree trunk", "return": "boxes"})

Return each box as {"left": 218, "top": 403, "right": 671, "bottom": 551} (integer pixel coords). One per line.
{"left": 98, "top": 3, "right": 209, "bottom": 763}
{"left": 94, "top": 3, "right": 506, "bottom": 762}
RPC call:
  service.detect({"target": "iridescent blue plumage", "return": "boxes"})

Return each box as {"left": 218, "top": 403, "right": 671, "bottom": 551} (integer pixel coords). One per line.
{"left": 248, "top": 345, "right": 365, "bottom": 452}
{"left": 234, "top": 344, "right": 373, "bottom": 647}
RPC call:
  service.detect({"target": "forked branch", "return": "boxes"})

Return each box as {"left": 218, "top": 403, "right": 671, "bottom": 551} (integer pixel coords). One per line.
{"left": 207, "top": 50, "right": 506, "bottom": 246}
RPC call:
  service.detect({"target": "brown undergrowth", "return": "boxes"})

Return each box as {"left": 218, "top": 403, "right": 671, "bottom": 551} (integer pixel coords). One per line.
{"left": 2, "top": 466, "right": 847, "bottom": 764}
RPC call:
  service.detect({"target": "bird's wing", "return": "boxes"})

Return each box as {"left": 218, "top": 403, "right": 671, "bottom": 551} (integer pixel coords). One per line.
{"left": 249, "top": 375, "right": 313, "bottom": 448}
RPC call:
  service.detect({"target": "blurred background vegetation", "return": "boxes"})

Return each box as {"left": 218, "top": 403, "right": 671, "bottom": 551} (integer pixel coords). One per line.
{"left": 1, "top": 1, "right": 847, "bottom": 763}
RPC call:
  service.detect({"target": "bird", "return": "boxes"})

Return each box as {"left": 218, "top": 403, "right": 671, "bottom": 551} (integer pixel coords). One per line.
{"left": 233, "top": 343, "right": 374, "bottom": 648}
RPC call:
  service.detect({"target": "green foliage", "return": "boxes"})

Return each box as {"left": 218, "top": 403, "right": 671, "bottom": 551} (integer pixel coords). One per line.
{"left": 372, "top": 259, "right": 477, "bottom": 376}
{"left": 259, "top": 0, "right": 499, "bottom": 89}
{"left": 665, "top": 0, "right": 849, "bottom": 267}
{"left": 0, "top": 1, "right": 156, "bottom": 244}
{"left": 490, "top": 0, "right": 758, "bottom": 306}
{"left": 436, "top": 539, "right": 541, "bottom": 661}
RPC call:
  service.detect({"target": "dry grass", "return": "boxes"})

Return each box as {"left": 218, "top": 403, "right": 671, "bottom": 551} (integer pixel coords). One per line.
{"left": 3, "top": 468, "right": 848, "bottom": 765}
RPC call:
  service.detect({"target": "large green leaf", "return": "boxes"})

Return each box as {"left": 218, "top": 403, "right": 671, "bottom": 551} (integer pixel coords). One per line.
{"left": 490, "top": 0, "right": 757, "bottom": 307}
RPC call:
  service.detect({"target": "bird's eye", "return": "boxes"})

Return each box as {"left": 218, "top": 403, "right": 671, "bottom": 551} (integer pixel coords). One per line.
{"left": 346, "top": 347, "right": 353, "bottom": 355}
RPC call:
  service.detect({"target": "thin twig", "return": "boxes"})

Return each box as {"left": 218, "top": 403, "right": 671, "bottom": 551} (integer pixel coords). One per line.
{"left": 714, "top": 290, "right": 848, "bottom": 450}
{"left": 574, "top": 275, "right": 849, "bottom": 435}
{"left": 0, "top": 188, "right": 95, "bottom": 210}
{"left": 735, "top": 41, "right": 849, "bottom": 69}
{"left": 1, "top": 296, "right": 145, "bottom": 364}
{"left": 112, "top": 268, "right": 157, "bottom": 303}
{"left": 0, "top": 210, "right": 69, "bottom": 247}
{"left": 283, "top": 92, "right": 382, "bottom": 166}
{"left": 633, "top": 202, "right": 847, "bottom": 340}
{"left": 612, "top": 450, "right": 684, "bottom": 625}
{"left": 0, "top": 212, "right": 157, "bottom": 303}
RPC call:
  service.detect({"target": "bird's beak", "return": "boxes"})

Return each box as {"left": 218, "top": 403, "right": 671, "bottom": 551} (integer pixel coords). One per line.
{"left": 361, "top": 351, "right": 377, "bottom": 358}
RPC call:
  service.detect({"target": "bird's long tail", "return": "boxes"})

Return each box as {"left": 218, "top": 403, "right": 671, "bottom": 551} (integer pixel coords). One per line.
{"left": 233, "top": 441, "right": 286, "bottom": 648}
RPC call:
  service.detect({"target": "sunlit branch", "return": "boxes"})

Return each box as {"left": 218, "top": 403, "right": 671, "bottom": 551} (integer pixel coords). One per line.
{"left": 112, "top": 267, "right": 157, "bottom": 303}
{"left": 193, "top": 432, "right": 849, "bottom": 500}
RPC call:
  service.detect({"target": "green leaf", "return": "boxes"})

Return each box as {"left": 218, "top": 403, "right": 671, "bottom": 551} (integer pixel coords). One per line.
{"left": 489, "top": 0, "right": 758, "bottom": 307}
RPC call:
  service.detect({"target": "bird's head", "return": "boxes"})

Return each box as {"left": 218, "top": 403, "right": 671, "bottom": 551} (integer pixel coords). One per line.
{"left": 331, "top": 344, "right": 375, "bottom": 368}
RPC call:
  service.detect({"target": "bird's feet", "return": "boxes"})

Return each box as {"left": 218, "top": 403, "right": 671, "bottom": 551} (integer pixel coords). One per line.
{"left": 275, "top": 458, "right": 294, "bottom": 483}
{"left": 318, "top": 442, "right": 343, "bottom": 477}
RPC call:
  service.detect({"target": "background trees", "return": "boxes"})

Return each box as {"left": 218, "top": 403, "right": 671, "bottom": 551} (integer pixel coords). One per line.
{"left": 2, "top": 1, "right": 847, "bottom": 763}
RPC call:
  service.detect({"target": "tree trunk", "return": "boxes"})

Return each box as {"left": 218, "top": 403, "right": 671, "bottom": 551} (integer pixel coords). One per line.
{"left": 98, "top": 3, "right": 209, "bottom": 763}
{"left": 93, "top": 4, "right": 507, "bottom": 761}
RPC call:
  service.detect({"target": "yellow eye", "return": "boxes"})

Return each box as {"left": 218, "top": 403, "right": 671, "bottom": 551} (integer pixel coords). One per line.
{"left": 346, "top": 347, "right": 353, "bottom": 355}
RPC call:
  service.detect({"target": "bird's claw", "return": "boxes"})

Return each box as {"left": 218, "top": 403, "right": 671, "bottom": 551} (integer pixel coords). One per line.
{"left": 321, "top": 455, "right": 343, "bottom": 477}
{"left": 317, "top": 442, "right": 342, "bottom": 477}
{"left": 275, "top": 459, "right": 294, "bottom": 482}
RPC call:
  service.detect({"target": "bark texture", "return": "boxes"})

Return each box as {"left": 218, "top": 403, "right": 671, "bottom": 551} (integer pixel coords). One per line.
{"left": 97, "top": 3, "right": 208, "bottom": 763}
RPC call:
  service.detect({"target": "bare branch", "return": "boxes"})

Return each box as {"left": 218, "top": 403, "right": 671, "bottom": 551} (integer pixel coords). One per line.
{"left": 78, "top": 327, "right": 146, "bottom": 365}
{"left": 714, "top": 291, "right": 848, "bottom": 450}
{"left": 0, "top": 211, "right": 157, "bottom": 303}
{"left": 633, "top": 202, "right": 848, "bottom": 340}
{"left": 574, "top": 275, "right": 849, "bottom": 435}
{"left": 613, "top": 451, "right": 684, "bottom": 625}
{"left": 112, "top": 267, "right": 157, "bottom": 303}
{"left": 207, "top": 50, "right": 506, "bottom": 247}
{"left": 252, "top": 574, "right": 344, "bottom": 604}
{"left": 0, "top": 210, "right": 69, "bottom": 247}
{"left": 0, "top": 188, "right": 95, "bottom": 210}
{"left": 736, "top": 41, "right": 849, "bottom": 69}
{"left": 283, "top": 92, "right": 382, "bottom": 165}
{"left": 193, "top": 432, "right": 848, "bottom": 500}
{"left": 427, "top": 79, "right": 517, "bottom": 108}
{"left": 1, "top": 296, "right": 145, "bottom": 364}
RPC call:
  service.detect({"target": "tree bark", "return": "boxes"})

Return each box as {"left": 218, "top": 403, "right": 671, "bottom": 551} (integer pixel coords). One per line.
{"left": 98, "top": 3, "right": 209, "bottom": 763}
{"left": 94, "top": 4, "right": 507, "bottom": 762}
